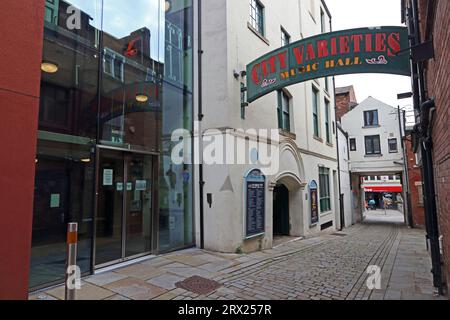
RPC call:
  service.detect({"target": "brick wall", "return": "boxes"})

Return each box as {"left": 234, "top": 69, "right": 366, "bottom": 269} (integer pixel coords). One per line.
{"left": 335, "top": 86, "right": 357, "bottom": 122}
{"left": 419, "top": 0, "right": 450, "bottom": 292}
{"left": 406, "top": 139, "right": 425, "bottom": 228}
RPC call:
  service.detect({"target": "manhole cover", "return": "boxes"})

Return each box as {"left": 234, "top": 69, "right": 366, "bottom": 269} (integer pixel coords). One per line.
{"left": 332, "top": 232, "right": 347, "bottom": 237}
{"left": 175, "top": 276, "right": 222, "bottom": 295}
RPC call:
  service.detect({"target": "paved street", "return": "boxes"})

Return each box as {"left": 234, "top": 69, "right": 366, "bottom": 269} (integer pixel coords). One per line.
{"left": 30, "top": 210, "right": 442, "bottom": 300}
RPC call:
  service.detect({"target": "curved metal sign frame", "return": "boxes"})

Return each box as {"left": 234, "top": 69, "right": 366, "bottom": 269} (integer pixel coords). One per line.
{"left": 246, "top": 26, "right": 410, "bottom": 103}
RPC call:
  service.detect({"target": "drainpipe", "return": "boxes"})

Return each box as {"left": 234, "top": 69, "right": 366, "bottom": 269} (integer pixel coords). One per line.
{"left": 197, "top": 0, "right": 205, "bottom": 249}
{"left": 328, "top": 15, "right": 344, "bottom": 230}
{"left": 398, "top": 106, "right": 413, "bottom": 228}
{"left": 407, "top": 0, "right": 443, "bottom": 295}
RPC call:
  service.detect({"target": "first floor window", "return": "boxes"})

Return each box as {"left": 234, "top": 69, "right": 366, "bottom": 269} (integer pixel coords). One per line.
{"left": 319, "top": 167, "right": 331, "bottom": 212}
{"left": 417, "top": 182, "right": 424, "bottom": 206}
{"left": 325, "top": 99, "right": 331, "bottom": 143}
{"left": 277, "top": 90, "right": 291, "bottom": 131}
{"left": 388, "top": 138, "right": 398, "bottom": 153}
{"left": 281, "top": 27, "right": 290, "bottom": 46}
{"left": 364, "top": 110, "right": 379, "bottom": 127}
{"left": 250, "top": 0, "right": 265, "bottom": 36}
{"left": 312, "top": 87, "right": 320, "bottom": 137}
{"left": 350, "top": 138, "right": 356, "bottom": 151}
{"left": 365, "top": 135, "right": 381, "bottom": 155}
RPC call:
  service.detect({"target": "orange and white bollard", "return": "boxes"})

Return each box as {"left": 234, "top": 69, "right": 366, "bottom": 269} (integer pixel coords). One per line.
{"left": 65, "top": 222, "right": 78, "bottom": 300}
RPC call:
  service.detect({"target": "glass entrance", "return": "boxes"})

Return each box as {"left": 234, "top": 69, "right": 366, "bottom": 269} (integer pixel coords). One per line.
{"left": 95, "top": 149, "right": 154, "bottom": 267}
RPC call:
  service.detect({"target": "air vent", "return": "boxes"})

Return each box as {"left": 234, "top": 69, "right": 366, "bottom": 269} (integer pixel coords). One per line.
{"left": 321, "top": 221, "right": 333, "bottom": 230}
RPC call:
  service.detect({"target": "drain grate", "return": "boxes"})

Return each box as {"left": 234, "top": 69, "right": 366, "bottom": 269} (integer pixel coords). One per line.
{"left": 175, "top": 276, "right": 222, "bottom": 295}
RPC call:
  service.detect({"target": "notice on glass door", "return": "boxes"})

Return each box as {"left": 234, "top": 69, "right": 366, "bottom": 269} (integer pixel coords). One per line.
{"left": 103, "top": 169, "right": 113, "bottom": 186}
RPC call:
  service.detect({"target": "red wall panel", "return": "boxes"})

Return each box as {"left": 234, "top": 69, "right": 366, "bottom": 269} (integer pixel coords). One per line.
{"left": 0, "top": 0, "right": 45, "bottom": 299}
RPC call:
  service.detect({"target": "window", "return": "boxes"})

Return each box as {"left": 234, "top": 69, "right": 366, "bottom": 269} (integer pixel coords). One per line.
{"left": 388, "top": 138, "right": 398, "bottom": 153}
{"left": 103, "top": 48, "right": 124, "bottom": 82}
{"left": 364, "top": 110, "right": 379, "bottom": 126}
{"left": 320, "top": 8, "right": 326, "bottom": 33}
{"left": 325, "top": 77, "right": 329, "bottom": 92}
{"left": 250, "top": 0, "right": 265, "bottom": 36}
{"left": 312, "top": 87, "right": 320, "bottom": 137}
{"left": 350, "top": 138, "right": 356, "bottom": 151}
{"left": 45, "top": 0, "right": 59, "bottom": 25}
{"left": 319, "top": 167, "right": 331, "bottom": 213}
{"left": 277, "top": 90, "right": 290, "bottom": 131}
{"left": 281, "top": 28, "right": 290, "bottom": 46}
{"left": 325, "top": 99, "right": 331, "bottom": 143}
{"left": 365, "top": 135, "right": 381, "bottom": 155}
{"left": 416, "top": 182, "right": 424, "bottom": 206}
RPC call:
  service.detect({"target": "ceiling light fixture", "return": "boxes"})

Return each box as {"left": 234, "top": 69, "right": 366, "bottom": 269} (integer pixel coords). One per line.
{"left": 81, "top": 158, "right": 91, "bottom": 163}
{"left": 136, "top": 94, "right": 149, "bottom": 103}
{"left": 41, "top": 61, "right": 59, "bottom": 73}
{"left": 165, "top": 0, "right": 171, "bottom": 12}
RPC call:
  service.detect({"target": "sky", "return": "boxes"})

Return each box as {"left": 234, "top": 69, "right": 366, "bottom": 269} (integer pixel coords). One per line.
{"left": 325, "top": 0, "right": 415, "bottom": 124}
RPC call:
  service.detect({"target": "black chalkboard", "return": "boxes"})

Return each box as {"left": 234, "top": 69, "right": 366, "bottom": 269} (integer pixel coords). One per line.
{"left": 246, "top": 181, "right": 265, "bottom": 237}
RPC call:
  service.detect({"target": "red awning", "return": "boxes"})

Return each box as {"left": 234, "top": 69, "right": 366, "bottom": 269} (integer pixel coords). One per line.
{"left": 364, "top": 186, "right": 403, "bottom": 193}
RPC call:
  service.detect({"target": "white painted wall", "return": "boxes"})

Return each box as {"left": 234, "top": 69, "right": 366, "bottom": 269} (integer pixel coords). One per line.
{"left": 197, "top": 0, "right": 339, "bottom": 253}
{"left": 337, "top": 126, "right": 353, "bottom": 227}
{"left": 341, "top": 96, "right": 404, "bottom": 174}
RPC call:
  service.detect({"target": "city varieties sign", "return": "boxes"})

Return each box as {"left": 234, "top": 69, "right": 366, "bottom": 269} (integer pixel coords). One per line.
{"left": 246, "top": 26, "right": 410, "bottom": 103}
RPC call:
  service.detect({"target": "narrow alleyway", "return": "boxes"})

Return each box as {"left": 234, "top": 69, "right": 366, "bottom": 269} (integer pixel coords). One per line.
{"left": 31, "top": 213, "right": 441, "bottom": 300}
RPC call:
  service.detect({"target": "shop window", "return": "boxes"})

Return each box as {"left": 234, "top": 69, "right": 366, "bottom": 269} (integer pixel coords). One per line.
{"left": 319, "top": 167, "right": 331, "bottom": 213}
{"left": 365, "top": 135, "right": 381, "bottom": 155}
{"left": 364, "top": 110, "right": 379, "bottom": 127}
{"left": 250, "top": 0, "right": 265, "bottom": 36}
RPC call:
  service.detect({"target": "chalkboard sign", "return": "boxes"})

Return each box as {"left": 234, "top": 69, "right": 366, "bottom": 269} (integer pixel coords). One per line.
{"left": 245, "top": 169, "right": 266, "bottom": 238}
{"left": 309, "top": 180, "right": 319, "bottom": 226}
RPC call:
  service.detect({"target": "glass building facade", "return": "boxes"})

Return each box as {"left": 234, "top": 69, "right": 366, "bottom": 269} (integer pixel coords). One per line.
{"left": 30, "top": 0, "right": 194, "bottom": 289}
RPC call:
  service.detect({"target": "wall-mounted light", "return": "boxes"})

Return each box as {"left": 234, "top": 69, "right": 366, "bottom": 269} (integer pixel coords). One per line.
{"left": 41, "top": 61, "right": 59, "bottom": 73}
{"left": 165, "top": 0, "right": 171, "bottom": 12}
{"left": 136, "top": 94, "right": 149, "bottom": 103}
{"left": 81, "top": 158, "right": 91, "bottom": 163}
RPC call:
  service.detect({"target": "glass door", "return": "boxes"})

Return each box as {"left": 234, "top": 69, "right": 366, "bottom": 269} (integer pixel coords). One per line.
{"left": 95, "top": 149, "right": 154, "bottom": 267}
{"left": 124, "top": 154, "right": 153, "bottom": 258}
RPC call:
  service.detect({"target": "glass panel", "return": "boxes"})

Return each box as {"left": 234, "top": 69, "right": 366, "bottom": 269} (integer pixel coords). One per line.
{"left": 31, "top": 0, "right": 102, "bottom": 289}
{"left": 30, "top": 140, "right": 94, "bottom": 288}
{"left": 159, "top": 0, "right": 194, "bottom": 251}
{"left": 95, "top": 150, "right": 124, "bottom": 265}
{"left": 125, "top": 154, "right": 153, "bottom": 257}
{"left": 100, "top": 0, "right": 163, "bottom": 152}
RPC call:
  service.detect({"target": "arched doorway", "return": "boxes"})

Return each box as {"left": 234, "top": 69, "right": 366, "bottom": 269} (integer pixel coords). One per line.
{"left": 273, "top": 184, "right": 290, "bottom": 236}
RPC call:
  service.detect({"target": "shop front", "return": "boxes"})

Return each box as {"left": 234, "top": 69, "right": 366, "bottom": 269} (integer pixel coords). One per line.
{"left": 30, "top": 0, "right": 194, "bottom": 290}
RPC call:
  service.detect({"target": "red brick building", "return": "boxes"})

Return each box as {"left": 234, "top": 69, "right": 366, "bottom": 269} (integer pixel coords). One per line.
{"left": 402, "top": 0, "right": 450, "bottom": 296}
{"left": 335, "top": 85, "right": 358, "bottom": 122}
{"left": 405, "top": 131, "right": 425, "bottom": 228}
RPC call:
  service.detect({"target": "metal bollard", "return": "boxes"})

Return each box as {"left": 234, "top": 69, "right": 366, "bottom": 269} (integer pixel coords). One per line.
{"left": 65, "top": 222, "right": 78, "bottom": 300}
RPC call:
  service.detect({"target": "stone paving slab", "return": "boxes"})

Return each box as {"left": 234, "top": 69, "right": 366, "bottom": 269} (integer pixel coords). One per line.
{"left": 29, "top": 213, "right": 443, "bottom": 300}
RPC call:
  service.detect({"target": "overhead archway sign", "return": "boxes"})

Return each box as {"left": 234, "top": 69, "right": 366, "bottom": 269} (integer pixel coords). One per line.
{"left": 246, "top": 26, "right": 410, "bottom": 103}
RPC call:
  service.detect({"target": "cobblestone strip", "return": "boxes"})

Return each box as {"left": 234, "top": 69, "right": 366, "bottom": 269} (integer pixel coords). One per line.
{"left": 346, "top": 225, "right": 399, "bottom": 300}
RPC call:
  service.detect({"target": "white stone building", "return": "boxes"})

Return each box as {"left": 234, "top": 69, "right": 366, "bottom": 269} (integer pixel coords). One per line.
{"left": 337, "top": 123, "right": 354, "bottom": 228}
{"left": 194, "top": 0, "right": 340, "bottom": 253}
{"left": 340, "top": 96, "right": 405, "bottom": 220}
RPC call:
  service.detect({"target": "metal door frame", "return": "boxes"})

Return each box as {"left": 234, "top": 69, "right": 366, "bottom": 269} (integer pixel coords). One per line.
{"left": 92, "top": 145, "right": 159, "bottom": 270}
